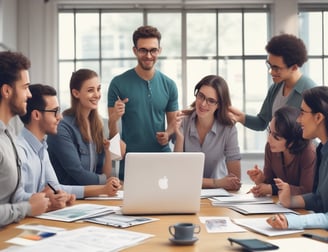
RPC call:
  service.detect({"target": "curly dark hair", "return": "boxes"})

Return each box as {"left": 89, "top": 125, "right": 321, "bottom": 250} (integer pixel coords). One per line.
{"left": 132, "top": 25, "right": 161, "bottom": 47}
{"left": 0, "top": 51, "right": 31, "bottom": 97}
{"left": 274, "top": 106, "right": 309, "bottom": 154}
{"left": 265, "top": 34, "right": 308, "bottom": 67}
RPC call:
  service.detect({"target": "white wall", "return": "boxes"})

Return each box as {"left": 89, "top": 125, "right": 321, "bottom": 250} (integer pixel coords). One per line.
{"left": 0, "top": 0, "right": 17, "bottom": 50}
{"left": 272, "top": 0, "right": 298, "bottom": 35}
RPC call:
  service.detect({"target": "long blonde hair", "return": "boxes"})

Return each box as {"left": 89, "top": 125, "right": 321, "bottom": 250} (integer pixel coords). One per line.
{"left": 64, "top": 69, "right": 104, "bottom": 153}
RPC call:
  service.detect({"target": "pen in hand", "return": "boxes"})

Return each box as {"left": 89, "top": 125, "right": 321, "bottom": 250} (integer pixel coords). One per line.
{"left": 47, "top": 183, "right": 58, "bottom": 194}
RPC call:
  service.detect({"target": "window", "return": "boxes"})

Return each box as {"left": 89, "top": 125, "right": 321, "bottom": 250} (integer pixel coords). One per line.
{"left": 299, "top": 7, "right": 328, "bottom": 86}
{"left": 58, "top": 7, "right": 270, "bottom": 152}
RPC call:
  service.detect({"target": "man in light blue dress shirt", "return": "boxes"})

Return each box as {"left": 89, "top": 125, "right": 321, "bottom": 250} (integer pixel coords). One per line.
{"left": 17, "top": 84, "right": 120, "bottom": 211}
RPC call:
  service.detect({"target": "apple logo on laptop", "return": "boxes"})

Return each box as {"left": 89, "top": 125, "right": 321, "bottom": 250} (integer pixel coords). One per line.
{"left": 158, "top": 176, "right": 168, "bottom": 190}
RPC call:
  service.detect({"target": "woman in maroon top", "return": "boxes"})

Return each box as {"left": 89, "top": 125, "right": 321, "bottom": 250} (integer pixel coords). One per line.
{"left": 248, "top": 106, "right": 316, "bottom": 196}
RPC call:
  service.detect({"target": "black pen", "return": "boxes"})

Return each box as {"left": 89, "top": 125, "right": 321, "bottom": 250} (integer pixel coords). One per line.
{"left": 47, "top": 183, "right": 58, "bottom": 194}
{"left": 302, "top": 233, "right": 328, "bottom": 243}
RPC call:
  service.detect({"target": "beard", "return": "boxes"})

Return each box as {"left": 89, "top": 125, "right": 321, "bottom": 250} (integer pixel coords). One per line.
{"left": 9, "top": 89, "right": 27, "bottom": 116}
{"left": 138, "top": 58, "right": 156, "bottom": 71}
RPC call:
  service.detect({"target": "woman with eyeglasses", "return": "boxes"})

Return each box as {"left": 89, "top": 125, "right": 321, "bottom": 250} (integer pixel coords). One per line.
{"left": 174, "top": 75, "right": 241, "bottom": 190}
{"left": 247, "top": 106, "right": 315, "bottom": 197}
{"left": 267, "top": 86, "right": 328, "bottom": 230}
{"left": 47, "top": 69, "right": 123, "bottom": 187}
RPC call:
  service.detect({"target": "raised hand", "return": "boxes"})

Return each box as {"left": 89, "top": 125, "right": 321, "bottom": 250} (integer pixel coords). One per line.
{"left": 247, "top": 164, "right": 265, "bottom": 184}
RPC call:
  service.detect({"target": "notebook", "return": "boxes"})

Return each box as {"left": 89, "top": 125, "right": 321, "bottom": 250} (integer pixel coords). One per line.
{"left": 121, "top": 152, "right": 205, "bottom": 215}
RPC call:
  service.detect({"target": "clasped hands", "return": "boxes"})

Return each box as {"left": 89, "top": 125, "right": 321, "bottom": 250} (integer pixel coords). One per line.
{"left": 42, "top": 185, "right": 76, "bottom": 211}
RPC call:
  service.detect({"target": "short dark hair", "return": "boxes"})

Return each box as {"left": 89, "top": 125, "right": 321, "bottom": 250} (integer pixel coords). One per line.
{"left": 0, "top": 51, "right": 31, "bottom": 99}
{"left": 265, "top": 34, "right": 308, "bottom": 67}
{"left": 273, "top": 106, "right": 308, "bottom": 154}
{"left": 132, "top": 25, "right": 161, "bottom": 47}
{"left": 19, "top": 84, "right": 57, "bottom": 124}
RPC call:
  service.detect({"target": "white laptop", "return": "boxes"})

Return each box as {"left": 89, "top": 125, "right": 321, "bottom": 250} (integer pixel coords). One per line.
{"left": 121, "top": 152, "right": 205, "bottom": 215}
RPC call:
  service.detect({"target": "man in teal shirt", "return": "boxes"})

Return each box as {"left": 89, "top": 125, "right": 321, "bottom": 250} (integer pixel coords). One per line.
{"left": 107, "top": 25, "right": 178, "bottom": 180}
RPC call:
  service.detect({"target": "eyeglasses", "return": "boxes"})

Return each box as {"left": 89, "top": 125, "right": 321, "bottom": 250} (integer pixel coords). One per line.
{"left": 38, "top": 107, "right": 61, "bottom": 117}
{"left": 267, "top": 126, "right": 282, "bottom": 141}
{"left": 136, "top": 47, "right": 160, "bottom": 56}
{"left": 265, "top": 60, "right": 288, "bottom": 73}
{"left": 195, "top": 92, "right": 218, "bottom": 106}
{"left": 300, "top": 108, "right": 314, "bottom": 117}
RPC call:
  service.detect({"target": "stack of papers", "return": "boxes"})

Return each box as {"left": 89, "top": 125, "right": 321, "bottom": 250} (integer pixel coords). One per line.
{"left": 6, "top": 224, "right": 66, "bottom": 246}
{"left": 233, "top": 218, "right": 303, "bottom": 236}
{"left": 85, "top": 213, "right": 158, "bottom": 228}
{"left": 201, "top": 188, "right": 231, "bottom": 198}
{"left": 211, "top": 194, "right": 273, "bottom": 206}
{"left": 229, "top": 203, "right": 298, "bottom": 215}
{"left": 5, "top": 226, "right": 154, "bottom": 252}
{"left": 35, "top": 204, "right": 120, "bottom": 222}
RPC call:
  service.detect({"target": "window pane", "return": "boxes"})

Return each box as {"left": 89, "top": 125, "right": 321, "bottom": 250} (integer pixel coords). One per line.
{"left": 219, "top": 59, "right": 244, "bottom": 151}
{"left": 244, "top": 59, "right": 268, "bottom": 151}
{"left": 59, "top": 13, "right": 74, "bottom": 59}
{"left": 187, "top": 13, "right": 216, "bottom": 56}
{"left": 218, "top": 13, "right": 242, "bottom": 56}
{"left": 219, "top": 59, "right": 243, "bottom": 109}
{"left": 76, "top": 13, "right": 99, "bottom": 59}
{"left": 147, "top": 13, "right": 181, "bottom": 57}
{"left": 244, "top": 13, "right": 268, "bottom": 55}
{"left": 307, "top": 59, "right": 323, "bottom": 85}
{"left": 187, "top": 60, "right": 217, "bottom": 105}
{"left": 158, "top": 59, "right": 182, "bottom": 108}
{"left": 325, "top": 12, "right": 328, "bottom": 55}
{"left": 76, "top": 61, "right": 100, "bottom": 74}
{"left": 101, "top": 13, "right": 142, "bottom": 58}
{"left": 245, "top": 60, "right": 268, "bottom": 100}
{"left": 299, "top": 12, "right": 322, "bottom": 56}
{"left": 101, "top": 60, "right": 136, "bottom": 119}
{"left": 58, "top": 62, "right": 74, "bottom": 110}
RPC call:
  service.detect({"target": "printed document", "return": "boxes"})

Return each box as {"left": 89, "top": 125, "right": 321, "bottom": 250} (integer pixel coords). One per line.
{"left": 229, "top": 203, "right": 298, "bottom": 215}
{"left": 85, "top": 213, "right": 158, "bottom": 228}
{"left": 109, "top": 133, "right": 122, "bottom": 160}
{"left": 199, "top": 216, "right": 246, "bottom": 233}
{"left": 233, "top": 218, "right": 303, "bottom": 236}
{"left": 201, "top": 188, "right": 231, "bottom": 198}
{"left": 3, "top": 226, "right": 154, "bottom": 252}
{"left": 211, "top": 194, "right": 273, "bottom": 206}
{"left": 35, "top": 204, "right": 120, "bottom": 222}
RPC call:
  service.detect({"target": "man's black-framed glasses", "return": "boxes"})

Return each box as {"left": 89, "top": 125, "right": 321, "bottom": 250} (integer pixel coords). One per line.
{"left": 38, "top": 107, "right": 61, "bottom": 117}
{"left": 136, "top": 47, "right": 160, "bottom": 56}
